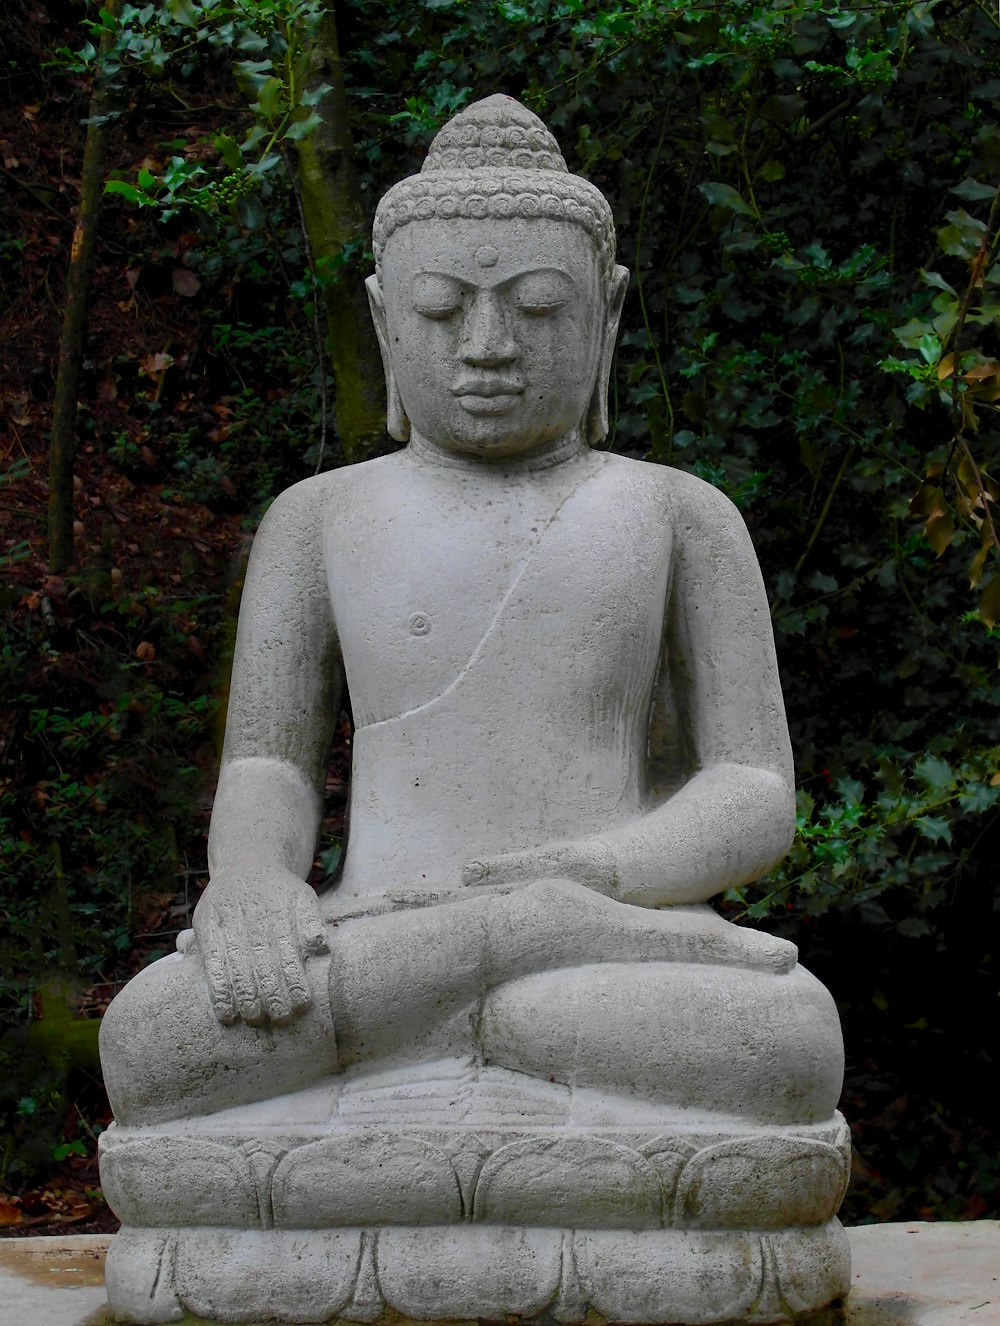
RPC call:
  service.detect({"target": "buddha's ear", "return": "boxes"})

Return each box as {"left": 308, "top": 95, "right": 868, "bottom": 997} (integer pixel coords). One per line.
{"left": 365, "top": 274, "right": 410, "bottom": 443}
{"left": 585, "top": 264, "right": 629, "bottom": 446}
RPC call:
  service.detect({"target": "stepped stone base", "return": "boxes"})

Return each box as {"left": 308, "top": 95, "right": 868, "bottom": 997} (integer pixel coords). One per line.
{"left": 100, "top": 1059, "right": 852, "bottom": 1325}
{"left": 105, "top": 1221, "right": 850, "bottom": 1324}
{"left": 7, "top": 1221, "right": 998, "bottom": 1326}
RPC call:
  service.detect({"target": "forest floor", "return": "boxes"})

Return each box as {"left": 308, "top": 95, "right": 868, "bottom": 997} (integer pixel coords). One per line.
{"left": 2, "top": 32, "right": 242, "bottom": 1237}
{"left": 0, "top": 15, "right": 350, "bottom": 1235}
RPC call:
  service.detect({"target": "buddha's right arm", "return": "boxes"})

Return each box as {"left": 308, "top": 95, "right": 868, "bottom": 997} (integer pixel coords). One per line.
{"left": 194, "top": 478, "right": 343, "bottom": 1025}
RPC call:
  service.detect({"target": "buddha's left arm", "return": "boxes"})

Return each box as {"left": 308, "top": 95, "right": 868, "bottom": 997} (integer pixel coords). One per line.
{"left": 463, "top": 470, "right": 796, "bottom": 908}
{"left": 595, "top": 471, "right": 796, "bottom": 906}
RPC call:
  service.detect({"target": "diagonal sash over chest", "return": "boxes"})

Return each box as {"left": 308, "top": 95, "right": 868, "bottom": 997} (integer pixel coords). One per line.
{"left": 360, "top": 453, "right": 612, "bottom": 735}
{"left": 336, "top": 455, "right": 670, "bottom": 901}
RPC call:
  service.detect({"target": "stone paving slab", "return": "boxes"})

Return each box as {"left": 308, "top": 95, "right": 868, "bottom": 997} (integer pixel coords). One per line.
{"left": 0, "top": 1222, "right": 996, "bottom": 1325}
{"left": 846, "top": 1220, "right": 999, "bottom": 1324}
{"left": 0, "top": 1234, "right": 109, "bottom": 1326}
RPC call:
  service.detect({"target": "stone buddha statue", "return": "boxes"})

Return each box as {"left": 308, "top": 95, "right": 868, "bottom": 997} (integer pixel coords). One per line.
{"left": 99, "top": 96, "right": 850, "bottom": 1326}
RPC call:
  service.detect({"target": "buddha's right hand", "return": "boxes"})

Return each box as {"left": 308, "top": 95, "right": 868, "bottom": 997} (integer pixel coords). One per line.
{"left": 191, "top": 867, "right": 330, "bottom": 1027}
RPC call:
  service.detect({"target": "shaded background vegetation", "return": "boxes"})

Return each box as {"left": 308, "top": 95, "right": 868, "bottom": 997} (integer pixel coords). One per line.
{"left": 1, "top": 0, "right": 997, "bottom": 1230}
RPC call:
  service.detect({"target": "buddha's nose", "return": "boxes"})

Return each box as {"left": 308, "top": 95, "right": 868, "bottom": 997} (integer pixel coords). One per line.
{"left": 459, "top": 290, "right": 517, "bottom": 367}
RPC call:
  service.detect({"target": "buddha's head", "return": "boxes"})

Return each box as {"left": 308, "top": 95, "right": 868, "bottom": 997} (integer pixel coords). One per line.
{"left": 367, "top": 95, "right": 629, "bottom": 460}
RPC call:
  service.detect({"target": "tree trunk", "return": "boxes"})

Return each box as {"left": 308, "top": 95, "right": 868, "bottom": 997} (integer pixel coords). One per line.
{"left": 48, "top": 0, "right": 122, "bottom": 573}
{"left": 294, "top": 5, "right": 386, "bottom": 466}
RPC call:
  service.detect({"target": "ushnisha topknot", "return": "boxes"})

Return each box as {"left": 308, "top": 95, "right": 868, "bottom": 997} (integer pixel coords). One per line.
{"left": 372, "top": 94, "right": 617, "bottom": 283}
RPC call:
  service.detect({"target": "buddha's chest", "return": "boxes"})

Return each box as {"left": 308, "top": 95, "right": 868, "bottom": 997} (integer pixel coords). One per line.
{"left": 324, "top": 458, "right": 672, "bottom": 728}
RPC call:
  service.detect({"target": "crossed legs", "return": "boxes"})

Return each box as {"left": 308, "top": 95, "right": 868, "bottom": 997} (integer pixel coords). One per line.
{"left": 100, "top": 880, "right": 835, "bottom": 1128}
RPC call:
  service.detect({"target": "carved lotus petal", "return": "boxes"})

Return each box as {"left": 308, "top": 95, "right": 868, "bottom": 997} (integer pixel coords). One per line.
{"left": 472, "top": 1135, "right": 661, "bottom": 1228}
{"left": 574, "top": 1229, "right": 761, "bottom": 1324}
{"left": 100, "top": 1137, "right": 258, "bottom": 1228}
{"left": 378, "top": 1227, "right": 560, "bottom": 1319}
{"left": 174, "top": 1229, "right": 361, "bottom": 1323}
{"left": 270, "top": 1132, "right": 462, "bottom": 1227}
{"left": 104, "top": 1228, "right": 182, "bottom": 1323}
{"left": 676, "top": 1137, "right": 849, "bottom": 1229}
{"left": 762, "top": 1222, "right": 852, "bottom": 1316}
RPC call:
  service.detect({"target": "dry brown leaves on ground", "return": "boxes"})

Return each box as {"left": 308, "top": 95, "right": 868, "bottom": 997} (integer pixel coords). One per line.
{"left": 0, "top": 1187, "right": 95, "bottom": 1228}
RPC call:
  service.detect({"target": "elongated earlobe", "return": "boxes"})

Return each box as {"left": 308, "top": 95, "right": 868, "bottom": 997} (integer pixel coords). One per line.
{"left": 365, "top": 275, "right": 410, "bottom": 443}
{"left": 586, "top": 265, "right": 630, "bottom": 446}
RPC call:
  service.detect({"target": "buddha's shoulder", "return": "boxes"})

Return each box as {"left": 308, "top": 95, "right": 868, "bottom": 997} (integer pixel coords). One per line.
{"left": 260, "top": 453, "right": 407, "bottom": 524}
{"left": 596, "top": 455, "right": 746, "bottom": 534}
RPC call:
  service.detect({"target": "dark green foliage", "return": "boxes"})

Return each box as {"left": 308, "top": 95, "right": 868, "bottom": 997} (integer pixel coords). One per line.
{"left": 56, "top": 0, "right": 334, "bottom": 215}
{"left": 1, "top": 44, "right": 337, "bottom": 1178}
{"left": 0, "top": 577, "right": 221, "bottom": 1184}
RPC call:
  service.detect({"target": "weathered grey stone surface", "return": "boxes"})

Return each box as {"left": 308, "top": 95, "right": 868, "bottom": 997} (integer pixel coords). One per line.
{"left": 98, "top": 94, "right": 850, "bottom": 1324}
{"left": 3, "top": 1224, "right": 998, "bottom": 1325}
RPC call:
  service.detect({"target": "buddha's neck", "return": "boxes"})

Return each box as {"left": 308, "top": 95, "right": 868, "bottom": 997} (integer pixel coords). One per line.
{"left": 407, "top": 428, "right": 587, "bottom": 473}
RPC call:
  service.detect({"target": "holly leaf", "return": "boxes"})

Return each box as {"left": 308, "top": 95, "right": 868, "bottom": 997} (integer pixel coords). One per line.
{"left": 168, "top": 0, "right": 199, "bottom": 27}
{"left": 301, "top": 82, "right": 333, "bottom": 108}
{"left": 914, "top": 816, "right": 952, "bottom": 845}
{"left": 284, "top": 112, "right": 321, "bottom": 142}
{"left": 914, "top": 755, "right": 955, "bottom": 792}
{"left": 237, "top": 193, "right": 265, "bottom": 230}
{"left": 909, "top": 482, "right": 945, "bottom": 520}
{"left": 905, "top": 2, "right": 937, "bottom": 36}
{"left": 969, "top": 541, "right": 990, "bottom": 590}
{"left": 950, "top": 178, "right": 998, "bottom": 204}
{"left": 104, "top": 179, "right": 141, "bottom": 204}
{"left": 917, "top": 332, "right": 942, "bottom": 366}
{"left": 893, "top": 317, "right": 933, "bottom": 348}
{"left": 924, "top": 509, "right": 954, "bottom": 556}
{"left": 234, "top": 58, "right": 273, "bottom": 96}
{"left": 920, "top": 269, "right": 958, "bottom": 297}
{"left": 256, "top": 76, "right": 284, "bottom": 122}
{"left": 938, "top": 208, "right": 987, "bottom": 261}
{"left": 897, "top": 917, "right": 931, "bottom": 938}
{"left": 698, "top": 181, "right": 756, "bottom": 217}
{"left": 214, "top": 134, "right": 243, "bottom": 169}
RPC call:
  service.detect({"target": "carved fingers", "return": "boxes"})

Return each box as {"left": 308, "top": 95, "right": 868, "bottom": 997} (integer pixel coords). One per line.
{"left": 652, "top": 909, "right": 799, "bottom": 975}
{"left": 725, "top": 926, "right": 798, "bottom": 975}
{"left": 192, "top": 871, "right": 330, "bottom": 1027}
{"left": 463, "top": 838, "right": 618, "bottom": 894}
{"left": 295, "top": 888, "right": 331, "bottom": 958}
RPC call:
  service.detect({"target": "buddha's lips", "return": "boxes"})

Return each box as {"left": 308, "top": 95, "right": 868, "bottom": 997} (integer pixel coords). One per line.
{"left": 452, "top": 381, "right": 525, "bottom": 399}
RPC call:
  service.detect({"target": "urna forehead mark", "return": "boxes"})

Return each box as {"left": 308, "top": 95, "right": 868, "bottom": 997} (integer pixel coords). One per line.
{"left": 476, "top": 245, "right": 500, "bottom": 268}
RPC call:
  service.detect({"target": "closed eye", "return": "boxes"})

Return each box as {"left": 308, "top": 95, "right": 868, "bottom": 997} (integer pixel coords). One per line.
{"left": 411, "top": 272, "right": 465, "bottom": 321}
{"left": 414, "top": 302, "right": 462, "bottom": 320}
{"left": 516, "top": 299, "right": 566, "bottom": 317}
{"left": 509, "top": 268, "right": 575, "bottom": 317}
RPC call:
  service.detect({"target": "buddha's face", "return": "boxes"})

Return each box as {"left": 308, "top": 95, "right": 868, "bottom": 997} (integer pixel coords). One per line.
{"left": 371, "top": 217, "right": 624, "bottom": 459}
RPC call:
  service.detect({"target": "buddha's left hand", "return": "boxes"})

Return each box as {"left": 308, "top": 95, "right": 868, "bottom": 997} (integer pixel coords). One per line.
{"left": 462, "top": 838, "right": 617, "bottom": 894}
